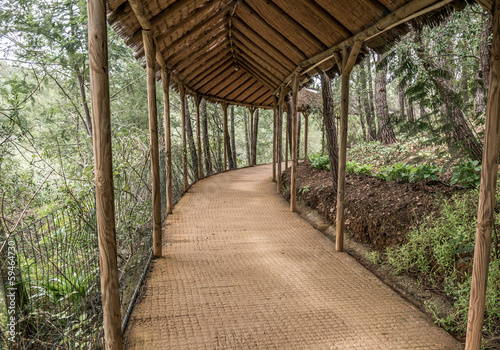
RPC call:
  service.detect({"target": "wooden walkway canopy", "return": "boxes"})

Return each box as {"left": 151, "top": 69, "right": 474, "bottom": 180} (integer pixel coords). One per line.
{"left": 85, "top": 0, "right": 499, "bottom": 349}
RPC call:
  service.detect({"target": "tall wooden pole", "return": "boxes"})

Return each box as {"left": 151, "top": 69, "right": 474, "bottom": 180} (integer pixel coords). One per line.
{"left": 335, "top": 43, "right": 361, "bottom": 252}
{"left": 285, "top": 105, "right": 289, "bottom": 170}
{"left": 87, "top": 0, "right": 123, "bottom": 348}
{"left": 248, "top": 107, "right": 255, "bottom": 166}
{"left": 304, "top": 113, "right": 309, "bottom": 160}
{"left": 272, "top": 102, "right": 277, "bottom": 182}
{"left": 222, "top": 102, "right": 228, "bottom": 171}
{"left": 290, "top": 74, "right": 299, "bottom": 212}
{"left": 143, "top": 30, "right": 162, "bottom": 258}
{"left": 160, "top": 68, "right": 172, "bottom": 215}
{"left": 465, "top": 2, "right": 500, "bottom": 348}
{"left": 180, "top": 85, "right": 188, "bottom": 192}
{"left": 194, "top": 94, "right": 203, "bottom": 180}
{"left": 277, "top": 88, "right": 284, "bottom": 193}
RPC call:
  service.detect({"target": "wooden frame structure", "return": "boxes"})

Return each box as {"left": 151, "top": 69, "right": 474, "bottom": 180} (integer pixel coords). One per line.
{"left": 86, "top": 0, "right": 499, "bottom": 349}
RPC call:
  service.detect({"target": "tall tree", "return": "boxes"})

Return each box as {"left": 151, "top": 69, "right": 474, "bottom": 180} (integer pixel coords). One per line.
{"left": 366, "top": 52, "right": 377, "bottom": 136}
{"left": 360, "top": 60, "right": 376, "bottom": 140}
{"left": 185, "top": 97, "right": 199, "bottom": 179}
{"left": 413, "top": 26, "right": 483, "bottom": 160}
{"left": 475, "top": 11, "right": 492, "bottom": 114}
{"left": 375, "top": 54, "right": 397, "bottom": 144}
{"left": 398, "top": 85, "right": 406, "bottom": 122}
{"left": 201, "top": 98, "right": 213, "bottom": 175}
{"left": 320, "top": 72, "right": 339, "bottom": 191}
{"left": 230, "top": 105, "right": 237, "bottom": 168}
{"left": 252, "top": 109, "right": 259, "bottom": 165}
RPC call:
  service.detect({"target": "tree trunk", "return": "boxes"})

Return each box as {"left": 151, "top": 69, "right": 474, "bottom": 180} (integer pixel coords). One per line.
{"left": 201, "top": 98, "right": 213, "bottom": 175}
{"left": 321, "top": 124, "right": 325, "bottom": 155}
{"left": 244, "top": 111, "right": 251, "bottom": 165}
{"left": 185, "top": 97, "right": 199, "bottom": 180}
{"left": 76, "top": 68, "right": 93, "bottom": 141}
{"left": 407, "top": 99, "right": 415, "bottom": 123}
{"left": 320, "top": 72, "right": 339, "bottom": 192}
{"left": 230, "top": 105, "right": 237, "bottom": 168}
{"left": 414, "top": 27, "right": 483, "bottom": 161}
{"left": 366, "top": 52, "right": 377, "bottom": 137}
{"left": 375, "top": 54, "right": 397, "bottom": 144}
{"left": 476, "top": 11, "right": 493, "bottom": 114}
{"left": 398, "top": 85, "right": 405, "bottom": 122}
{"left": 252, "top": 108, "right": 259, "bottom": 165}
{"left": 360, "top": 60, "right": 375, "bottom": 140}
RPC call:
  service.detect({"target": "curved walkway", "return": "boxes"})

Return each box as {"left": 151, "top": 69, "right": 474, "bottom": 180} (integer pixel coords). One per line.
{"left": 124, "top": 165, "right": 462, "bottom": 350}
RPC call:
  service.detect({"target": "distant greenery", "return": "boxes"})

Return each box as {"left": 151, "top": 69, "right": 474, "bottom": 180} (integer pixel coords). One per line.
{"left": 346, "top": 161, "right": 373, "bottom": 176}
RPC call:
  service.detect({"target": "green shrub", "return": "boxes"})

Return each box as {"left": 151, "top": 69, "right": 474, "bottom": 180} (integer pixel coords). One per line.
{"left": 346, "top": 161, "right": 373, "bottom": 176}
{"left": 386, "top": 190, "right": 500, "bottom": 341}
{"left": 310, "top": 154, "right": 330, "bottom": 170}
{"left": 377, "top": 163, "right": 413, "bottom": 182}
{"left": 450, "top": 160, "right": 481, "bottom": 188}
{"left": 409, "top": 164, "right": 441, "bottom": 182}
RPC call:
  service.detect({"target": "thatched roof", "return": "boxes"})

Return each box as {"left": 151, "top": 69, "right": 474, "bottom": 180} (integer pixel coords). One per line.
{"left": 106, "top": 0, "right": 478, "bottom": 108}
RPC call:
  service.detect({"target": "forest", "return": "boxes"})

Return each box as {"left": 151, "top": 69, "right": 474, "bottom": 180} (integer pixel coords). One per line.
{"left": 0, "top": 0, "right": 499, "bottom": 349}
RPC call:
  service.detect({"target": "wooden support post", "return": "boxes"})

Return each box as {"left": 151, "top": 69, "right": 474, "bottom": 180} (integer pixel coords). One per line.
{"left": 336, "top": 43, "right": 361, "bottom": 252}
{"left": 465, "top": 1, "right": 500, "bottom": 348}
{"left": 180, "top": 85, "right": 188, "bottom": 192}
{"left": 304, "top": 113, "right": 309, "bottom": 160}
{"left": 87, "top": 0, "right": 123, "bottom": 348}
{"left": 285, "top": 107, "right": 289, "bottom": 170}
{"left": 160, "top": 68, "right": 172, "bottom": 215}
{"left": 290, "top": 74, "right": 299, "bottom": 212}
{"left": 272, "top": 102, "right": 277, "bottom": 182}
{"left": 143, "top": 30, "right": 162, "bottom": 257}
{"left": 248, "top": 106, "right": 255, "bottom": 166}
{"left": 277, "top": 88, "right": 284, "bottom": 193}
{"left": 194, "top": 94, "right": 203, "bottom": 180}
{"left": 222, "top": 102, "right": 228, "bottom": 171}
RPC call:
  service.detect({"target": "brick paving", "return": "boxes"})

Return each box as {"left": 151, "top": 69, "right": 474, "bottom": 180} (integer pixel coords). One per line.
{"left": 124, "top": 165, "right": 463, "bottom": 349}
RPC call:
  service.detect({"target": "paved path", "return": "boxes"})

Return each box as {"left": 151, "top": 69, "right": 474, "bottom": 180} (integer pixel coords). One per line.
{"left": 125, "top": 165, "right": 462, "bottom": 349}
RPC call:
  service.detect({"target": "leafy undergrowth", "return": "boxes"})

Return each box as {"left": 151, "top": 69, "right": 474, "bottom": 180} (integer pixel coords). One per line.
{"left": 283, "top": 142, "right": 500, "bottom": 348}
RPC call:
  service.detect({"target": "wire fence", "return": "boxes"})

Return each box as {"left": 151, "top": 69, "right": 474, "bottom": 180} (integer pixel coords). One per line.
{"left": 0, "top": 146, "right": 192, "bottom": 349}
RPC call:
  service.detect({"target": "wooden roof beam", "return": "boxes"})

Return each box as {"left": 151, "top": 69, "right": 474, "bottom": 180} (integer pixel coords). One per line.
{"left": 274, "top": 0, "right": 457, "bottom": 95}
{"left": 270, "top": 0, "right": 352, "bottom": 46}
{"left": 222, "top": 74, "right": 255, "bottom": 99}
{"left": 182, "top": 50, "right": 232, "bottom": 82}
{"left": 249, "top": 87, "right": 271, "bottom": 105}
{"left": 245, "top": 0, "right": 327, "bottom": 54}
{"left": 197, "top": 66, "right": 238, "bottom": 93}
{"left": 161, "top": 26, "right": 228, "bottom": 67}
{"left": 216, "top": 73, "right": 254, "bottom": 98}
{"left": 191, "top": 58, "right": 233, "bottom": 90}
{"left": 236, "top": 58, "right": 279, "bottom": 91}
{"left": 173, "top": 39, "right": 228, "bottom": 74}
{"left": 136, "top": 7, "right": 228, "bottom": 59}
{"left": 184, "top": 51, "right": 232, "bottom": 87}
{"left": 209, "top": 69, "right": 247, "bottom": 96}
{"left": 233, "top": 50, "right": 283, "bottom": 87}
{"left": 232, "top": 31, "right": 292, "bottom": 72}
{"left": 236, "top": 1, "right": 307, "bottom": 61}
{"left": 231, "top": 17, "right": 297, "bottom": 69}
{"left": 232, "top": 40, "right": 287, "bottom": 78}
{"left": 234, "top": 80, "right": 265, "bottom": 102}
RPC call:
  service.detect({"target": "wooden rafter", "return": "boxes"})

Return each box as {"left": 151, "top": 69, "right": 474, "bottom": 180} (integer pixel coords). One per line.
{"left": 216, "top": 73, "right": 253, "bottom": 98}
{"left": 234, "top": 80, "right": 265, "bottom": 101}
{"left": 232, "top": 41, "right": 287, "bottom": 78}
{"left": 246, "top": 0, "right": 327, "bottom": 55}
{"left": 222, "top": 74, "right": 255, "bottom": 99}
{"left": 190, "top": 57, "right": 233, "bottom": 90}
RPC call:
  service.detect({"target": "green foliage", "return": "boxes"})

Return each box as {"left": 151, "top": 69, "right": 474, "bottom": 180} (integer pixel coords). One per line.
{"left": 386, "top": 190, "right": 500, "bottom": 340}
{"left": 450, "top": 160, "right": 482, "bottom": 188}
{"left": 377, "top": 163, "right": 413, "bottom": 182}
{"left": 377, "top": 162, "right": 441, "bottom": 183}
{"left": 409, "top": 164, "right": 441, "bottom": 182}
{"left": 346, "top": 161, "right": 373, "bottom": 176}
{"left": 309, "top": 153, "right": 330, "bottom": 170}
{"left": 298, "top": 185, "right": 310, "bottom": 194}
